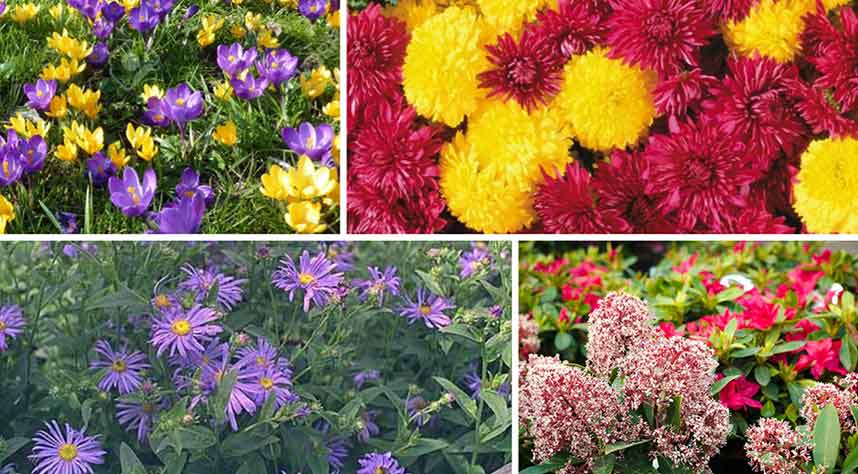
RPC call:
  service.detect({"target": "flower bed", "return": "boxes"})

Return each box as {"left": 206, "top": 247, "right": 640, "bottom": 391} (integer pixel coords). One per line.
{"left": 519, "top": 242, "right": 858, "bottom": 473}
{"left": 0, "top": 241, "right": 512, "bottom": 473}
{"left": 0, "top": 0, "right": 339, "bottom": 234}
{"left": 346, "top": 0, "right": 858, "bottom": 234}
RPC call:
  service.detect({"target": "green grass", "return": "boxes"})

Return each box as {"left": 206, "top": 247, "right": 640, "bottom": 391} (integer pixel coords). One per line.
{"left": 0, "top": 0, "right": 340, "bottom": 233}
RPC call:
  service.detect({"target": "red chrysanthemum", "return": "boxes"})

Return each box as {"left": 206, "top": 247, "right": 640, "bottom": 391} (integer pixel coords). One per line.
{"left": 653, "top": 69, "right": 718, "bottom": 126}
{"left": 593, "top": 150, "right": 676, "bottom": 233}
{"left": 704, "top": 55, "right": 807, "bottom": 167}
{"left": 751, "top": 153, "right": 799, "bottom": 218}
{"left": 642, "top": 121, "right": 757, "bottom": 232}
{"left": 350, "top": 96, "right": 442, "bottom": 198}
{"left": 525, "top": 0, "right": 608, "bottom": 63}
{"left": 702, "top": 0, "right": 756, "bottom": 21}
{"left": 802, "top": 6, "right": 858, "bottom": 114}
{"left": 347, "top": 180, "right": 447, "bottom": 234}
{"left": 791, "top": 81, "right": 858, "bottom": 138}
{"left": 534, "top": 162, "right": 631, "bottom": 234}
{"left": 718, "top": 206, "right": 795, "bottom": 234}
{"left": 478, "top": 30, "right": 564, "bottom": 111}
{"left": 347, "top": 4, "right": 410, "bottom": 108}
{"left": 606, "top": 0, "right": 716, "bottom": 77}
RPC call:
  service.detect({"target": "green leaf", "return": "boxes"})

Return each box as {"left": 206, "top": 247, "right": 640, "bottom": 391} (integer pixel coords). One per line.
{"left": 518, "top": 455, "right": 571, "bottom": 474}
{"left": 724, "top": 318, "right": 738, "bottom": 339}
{"left": 481, "top": 389, "right": 510, "bottom": 427}
{"left": 175, "top": 426, "right": 217, "bottom": 451}
{"left": 710, "top": 374, "right": 741, "bottom": 396}
{"left": 164, "top": 452, "right": 187, "bottom": 474}
{"left": 812, "top": 404, "right": 841, "bottom": 471}
{"left": 397, "top": 438, "right": 449, "bottom": 458}
{"left": 604, "top": 440, "right": 649, "bottom": 455}
{"left": 439, "top": 323, "right": 480, "bottom": 342}
{"left": 221, "top": 429, "right": 278, "bottom": 458}
{"left": 554, "top": 332, "right": 573, "bottom": 351}
{"left": 235, "top": 454, "right": 266, "bottom": 474}
{"left": 841, "top": 337, "right": 858, "bottom": 372}
{"left": 771, "top": 341, "right": 806, "bottom": 355}
{"left": 842, "top": 447, "right": 858, "bottom": 474}
{"left": 434, "top": 376, "right": 478, "bottom": 420}
{"left": 667, "top": 396, "right": 682, "bottom": 429}
{"left": 415, "top": 269, "right": 445, "bottom": 296}
{"left": 0, "top": 437, "right": 29, "bottom": 465}
{"left": 753, "top": 366, "right": 771, "bottom": 386}
{"left": 715, "top": 286, "right": 745, "bottom": 303}
{"left": 541, "top": 286, "right": 558, "bottom": 302}
{"left": 119, "top": 443, "right": 146, "bottom": 474}
{"left": 731, "top": 347, "right": 760, "bottom": 358}
{"left": 593, "top": 453, "right": 615, "bottom": 474}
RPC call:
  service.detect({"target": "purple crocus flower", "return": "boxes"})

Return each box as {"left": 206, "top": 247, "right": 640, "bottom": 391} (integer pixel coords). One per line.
{"left": 182, "top": 4, "right": 198, "bottom": 19}
{"left": 68, "top": 0, "right": 102, "bottom": 19}
{"left": 281, "top": 122, "right": 334, "bottom": 162}
{"left": 142, "top": 97, "right": 171, "bottom": 127}
{"left": 459, "top": 245, "right": 492, "bottom": 278}
{"left": 144, "top": 0, "right": 174, "bottom": 20}
{"left": 175, "top": 167, "right": 213, "bottom": 206}
{"left": 0, "top": 153, "right": 23, "bottom": 187}
{"left": 0, "top": 1, "right": 6, "bottom": 16}
{"left": 108, "top": 167, "right": 156, "bottom": 217}
{"left": 216, "top": 43, "right": 257, "bottom": 77}
{"left": 58, "top": 212, "right": 79, "bottom": 234}
{"left": 463, "top": 368, "right": 481, "bottom": 398}
{"left": 353, "top": 369, "right": 380, "bottom": 389}
{"left": 23, "top": 79, "right": 56, "bottom": 110}
{"left": 150, "top": 305, "right": 222, "bottom": 357}
{"left": 19, "top": 135, "right": 47, "bottom": 174}
{"left": 299, "top": 0, "right": 327, "bottom": 22}
{"left": 353, "top": 266, "right": 400, "bottom": 305}
{"left": 29, "top": 421, "right": 106, "bottom": 474}
{"left": 257, "top": 49, "right": 299, "bottom": 86}
{"left": 90, "top": 340, "right": 150, "bottom": 394}
{"left": 230, "top": 73, "right": 269, "bottom": 101}
{"left": 398, "top": 288, "right": 455, "bottom": 329}
{"left": 0, "top": 305, "right": 25, "bottom": 351}
{"left": 87, "top": 42, "right": 110, "bottom": 67}
{"left": 163, "top": 83, "right": 204, "bottom": 129}
{"left": 272, "top": 250, "right": 344, "bottom": 312}
{"left": 357, "top": 452, "right": 407, "bottom": 474}
{"left": 92, "top": 17, "right": 115, "bottom": 39}
{"left": 102, "top": 1, "right": 125, "bottom": 21}
{"left": 116, "top": 398, "right": 159, "bottom": 442}
{"left": 179, "top": 264, "right": 246, "bottom": 310}
{"left": 86, "top": 152, "right": 115, "bottom": 185}
{"left": 128, "top": 4, "right": 159, "bottom": 33}
{"left": 357, "top": 411, "right": 380, "bottom": 444}
{"left": 153, "top": 194, "right": 205, "bottom": 234}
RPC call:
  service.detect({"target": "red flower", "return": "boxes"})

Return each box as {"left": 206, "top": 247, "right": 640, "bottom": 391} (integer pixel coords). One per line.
{"left": 346, "top": 180, "right": 447, "bottom": 234}
{"left": 533, "top": 259, "right": 569, "bottom": 274}
{"left": 672, "top": 253, "right": 698, "bottom": 274}
{"left": 606, "top": 0, "right": 716, "bottom": 77}
{"left": 347, "top": 4, "right": 410, "bottom": 108}
{"left": 526, "top": 0, "right": 608, "bottom": 63}
{"left": 652, "top": 69, "right": 718, "bottom": 124}
{"left": 642, "top": 121, "right": 756, "bottom": 232}
{"left": 786, "top": 319, "right": 821, "bottom": 342}
{"left": 740, "top": 296, "right": 780, "bottom": 331}
{"left": 478, "top": 30, "right": 564, "bottom": 111}
{"left": 718, "top": 207, "right": 796, "bottom": 234}
{"left": 795, "top": 339, "right": 847, "bottom": 379}
{"left": 659, "top": 322, "right": 684, "bottom": 338}
{"left": 802, "top": 6, "right": 858, "bottom": 115}
{"left": 534, "top": 162, "right": 632, "bottom": 234}
{"left": 718, "top": 374, "right": 763, "bottom": 411}
{"left": 562, "top": 284, "right": 575, "bottom": 301}
{"left": 558, "top": 307, "right": 571, "bottom": 325}
{"left": 702, "top": 0, "right": 756, "bottom": 21}
{"left": 593, "top": 150, "right": 675, "bottom": 233}
{"left": 791, "top": 76, "right": 858, "bottom": 138}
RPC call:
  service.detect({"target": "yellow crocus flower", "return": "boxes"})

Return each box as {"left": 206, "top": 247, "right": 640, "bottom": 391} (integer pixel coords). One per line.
{"left": 257, "top": 29, "right": 280, "bottom": 49}
{"left": 7, "top": 113, "right": 50, "bottom": 139}
{"left": 66, "top": 84, "right": 101, "bottom": 118}
{"left": 0, "top": 194, "right": 15, "bottom": 234}
{"left": 46, "top": 94, "right": 68, "bottom": 118}
{"left": 300, "top": 65, "right": 332, "bottom": 99}
{"left": 135, "top": 136, "right": 158, "bottom": 161}
{"left": 244, "top": 11, "right": 261, "bottom": 31}
{"left": 108, "top": 141, "right": 129, "bottom": 168}
{"left": 323, "top": 92, "right": 340, "bottom": 120}
{"left": 213, "top": 121, "right": 238, "bottom": 146}
{"left": 11, "top": 3, "right": 39, "bottom": 24}
{"left": 125, "top": 123, "right": 149, "bottom": 149}
{"left": 230, "top": 24, "right": 246, "bottom": 39}
{"left": 285, "top": 201, "right": 326, "bottom": 234}
{"left": 49, "top": 4, "right": 64, "bottom": 20}
{"left": 214, "top": 81, "right": 233, "bottom": 101}
{"left": 76, "top": 126, "right": 104, "bottom": 155}
{"left": 55, "top": 138, "right": 79, "bottom": 162}
{"left": 140, "top": 84, "right": 164, "bottom": 102}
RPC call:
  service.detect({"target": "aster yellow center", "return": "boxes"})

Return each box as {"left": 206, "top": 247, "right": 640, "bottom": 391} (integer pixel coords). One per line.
{"left": 154, "top": 294, "right": 170, "bottom": 307}
{"left": 256, "top": 355, "right": 267, "bottom": 366}
{"left": 298, "top": 273, "right": 315, "bottom": 285}
{"left": 58, "top": 443, "right": 78, "bottom": 461}
{"left": 419, "top": 305, "right": 432, "bottom": 315}
{"left": 142, "top": 402, "right": 154, "bottom": 413}
{"left": 375, "top": 468, "right": 385, "bottom": 474}
{"left": 171, "top": 319, "right": 191, "bottom": 336}
{"left": 0, "top": 321, "right": 6, "bottom": 331}
{"left": 260, "top": 377, "right": 274, "bottom": 390}
{"left": 112, "top": 359, "right": 127, "bottom": 373}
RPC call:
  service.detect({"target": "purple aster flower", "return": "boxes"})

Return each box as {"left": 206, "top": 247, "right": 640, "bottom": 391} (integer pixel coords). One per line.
{"left": 0, "top": 463, "right": 17, "bottom": 474}
{"left": 314, "top": 421, "right": 350, "bottom": 474}
{"left": 142, "top": 97, "right": 171, "bottom": 127}
{"left": 326, "top": 242, "right": 354, "bottom": 272}
{"left": 183, "top": 4, "right": 198, "bottom": 19}
{"left": 62, "top": 243, "right": 97, "bottom": 258}
{"left": 257, "top": 49, "right": 299, "bottom": 86}
{"left": 244, "top": 366, "right": 298, "bottom": 409}
{"left": 235, "top": 337, "right": 291, "bottom": 374}
{"left": 357, "top": 410, "right": 380, "bottom": 444}
{"left": 151, "top": 292, "right": 180, "bottom": 314}
{"left": 205, "top": 362, "right": 258, "bottom": 431}
{"left": 354, "top": 266, "right": 400, "bottom": 305}
{"left": 217, "top": 43, "right": 258, "bottom": 77}
{"left": 86, "top": 152, "right": 115, "bottom": 186}
{"left": 58, "top": 212, "right": 79, "bottom": 234}
{"left": 153, "top": 194, "right": 205, "bottom": 234}
{"left": 459, "top": 245, "right": 492, "bottom": 278}
{"left": 272, "top": 250, "right": 344, "bottom": 312}
{"left": 406, "top": 395, "right": 438, "bottom": 428}
{"left": 0, "top": 305, "right": 25, "bottom": 351}
{"left": 163, "top": 83, "right": 204, "bottom": 129}
{"left": 103, "top": 1, "right": 125, "bottom": 21}
{"left": 299, "top": 0, "right": 327, "bottom": 22}
{"left": 108, "top": 167, "right": 156, "bottom": 217}
{"left": 489, "top": 304, "right": 502, "bottom": 318}
{"left": 175, "top": 167, "right": 214, "bottom": 206}
{"left": 177, "top": 338, "right": 229, "bottom": 374}
{"left": 150, "top": 305, "right": 222, "bottom": 357}
{"left": 19, "top": 134, "right": 47, "bottom": 174}
{"left": 128, "top": 4, "right": 159, "bottom": 33}
{"left": 357, "top": 452, "right": 407, "bottom": 474}
{"left": 179, "top": 264, "right": 246, "bottom": 310}
{"left": 353, "top": 369, "right": 380, "bottom": 389}
{"left": 398, "top": 288, "right": 454, "bottom": 329}
{"left": 230, "top": 73, "right": 269, "bottom": 101}
{"left": 87, "top": 42, "right": 110, "bottom": 67}
{"left": 281, "top": 122, "right": 334, "bottom": 162}
{"left": 23, "top": 80, "right": 56, "bottom": 110}
{"left": 29, "top": 421, "right": 106, "bottom": 474}
{"left": 116, "top": 397, "right": 159, "bottom": 442}
{"left": 0, "top": 153, "right": 23, "bottom": 187}
{"left": 91, "top": 340, "right": 150, "bottom": 394}
{"left": 463, "top": 368, "right": 481, "bottom": 399}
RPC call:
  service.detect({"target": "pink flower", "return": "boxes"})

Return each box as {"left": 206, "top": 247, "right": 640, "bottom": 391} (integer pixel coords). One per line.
{"left": 558, "top": 307, "right": 571, "bottom": 325}
{"left": 519, "top": 314, "right": 541, "bottom": 359}
{"left": 741, "top": 297, "right": 780, "bottom": 331}
{"left": 785, "top": 319, "right": 820, "bottom": 342}
{"left": 658, "top": 322, "right": 684, "bottom": 338}
{"left": 746, "top": 418, "right": 812, "bottom": 474}
{"left": 795, "top": 338, "right": 847, "bottom": 379}
{"left": 586, "top": 292, "right": 657, "bottom": 377}
{"left": 800, "top": 382, "right": 857, "bottom": 433}
{"left": 672, "top": 253, "right": 698, "bottom": 274}
{"left": 718, "top": 374, "right": 762, "bottom": 411}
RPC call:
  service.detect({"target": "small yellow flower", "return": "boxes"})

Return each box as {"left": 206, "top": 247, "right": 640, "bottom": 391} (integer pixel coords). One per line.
{"left": 66, "top": 84, "right": 102, "bottom": 119}
{"left": 197, "top": 29, "right": 216, "bottom": 47}
{"left": 285, "top": 201, "right": 327, "bottom": 233}
{"left": 326, "top": 11, "right": 339, "bottom": 28}
{"left": 122, "top": 0, "right": 139, "bottom": 11}
{"left": 197, "top": 15, "right": 224, "bottom": 47}
{"left": 108, "top": 141, "right": 129, "bottom": 168}
{"left": 11, "top": 3, "right": 40, "bottom": 24}
{"left": 214, "top": 81, "right": 234, "bottom": 101}
{"left": 244, "top": 11, "right": 262, "bottom": 31}
{"left": 40, "top": 58, "right": 85, "bottom": 82}
{"left": 323, "top": 92, "right": 340, "bottom": 120}
{"left": 136, "top": 138, "right": 158, "bottom": 161}
{"left": 213, "top": 121, "right": 238, "bottom": 146}
{"left": 331, "top": 134, "right": 340, "bottom": 165}
{"left": 230, "top": 24, "right": 247, "bottom": 39}
{"left": 55, "top": 138, "right": 79, "bottom": 162}
{"left": 46, "top": 94, "right": 68, "bottom": 118}
{"left": 140, "top": 84, "right": 164, "bottom": 102}
{"left": 7, "top": 114, "right": 30, "bottom": 137}
{"left": 257, "top": 29, "right": 280, "bottom": 49}
{"left": 49, "top": 3, "right": 64, "bottom": 20}
{"left": 0, "top": 194, "right": 15, "bottom": 234}
{"left": 76, "top": 126, "right": 104, "bottom": 155}
{"left": 8, "top": 113, "right": 50, "bottom": 139}
{"left": 125, "top": 122, "right": 149, "bottom": 149}
{"left": 47, "top": 30, "right": 92, "bottom": 60}
{"left": 260, "top": 155, "right": 337, "bottom": 202}
{"left": 300, "top": 65, "right": 332, "bottom": 99}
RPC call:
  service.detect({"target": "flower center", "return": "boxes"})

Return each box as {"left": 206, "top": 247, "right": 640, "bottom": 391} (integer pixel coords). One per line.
{"left": 644, "top": 12, "right": 675, "bottom": 44}
{"left": 228, "top": 55, "right": 236, "bottom": 62}
{"left": 419, "top": 305, "right": 432, "bottom": 315}
{"left": 506, "top": 56, "right": 537, "bottom": 87}
{"left": 256, "top": 355, "right": 267, "bottom": 366}
{"left": 0, "top": 321, "right": 6, "bottom": 331}
{"left": 2, "top": 162, "right": 9, "bottom": 177}
{"left": 142, "top": 402, "right": 154, "bottom": 413}
{"left": 154, "top": 294, "right": 170, "bottom": 307}
{"left": 112, "top": 359, "right": 128, "bottom": 373}
{"left": 683, "top": 156, "right": 717, "bottom": 189}
{"left": 375, "top": 468, "right": 385, "bottom": 474}
{"left": 298, "top": 273, "right": 315, "bottom": 285}
{"left": 176, "top": 98, "right": 185, "bottom": 106}
{"left": 305, "top": 135, "right": 316, "bottom": 148}
{"left": 260, "top": 377, "right": 274, "bottom": 390}
{"left": 171, "top": 319, "right": 191, "bottom": 336}
{"left": 37, "top": 90, "right": 44, "bottom": 97}
{"left": 58, "top": 443, "right": 78, "bottom": 461}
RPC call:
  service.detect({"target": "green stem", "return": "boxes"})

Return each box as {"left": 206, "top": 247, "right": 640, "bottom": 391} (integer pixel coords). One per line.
{"left": 470, "top": 328, "right": 487, "bottom": 469}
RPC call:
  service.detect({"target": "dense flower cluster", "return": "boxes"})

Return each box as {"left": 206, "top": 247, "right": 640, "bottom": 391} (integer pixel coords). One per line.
{"left": 348, "top": 0, "right": 858, "bottom": 234}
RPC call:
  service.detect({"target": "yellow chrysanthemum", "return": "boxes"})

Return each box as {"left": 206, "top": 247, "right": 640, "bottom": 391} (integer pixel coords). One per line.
{"left": 475, "top": 0, "right": 549, "bottom": 37}
{"left": 723, "top": 0, "right": 809, "bottom": 63}
{"left": 285, "top": 201, "right": 327, "bottom": 233}
{"left": 440, "top": 132, "right": 536, "bottom": 233}
{"left": 556, "top": 48, "right": 656, "bottom": 152}
{"left": 213, "top": 121, "right": 238, "bottom": 146}
{"left": 402, "top": 7, "right": 487, "bottom": 127}
{"left": 0, "top": 194, "right": 14, "bottom": 234}
{"left": 382, "top": 0, "right": 437, "bottom": 31}
{"left": 793, "top": 137, "right": 858, "bottom": 233}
